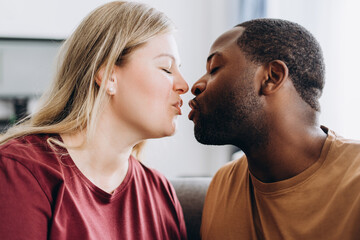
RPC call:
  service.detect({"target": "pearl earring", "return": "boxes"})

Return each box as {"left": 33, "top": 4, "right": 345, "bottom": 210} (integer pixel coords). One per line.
{"left": 108, "top": 87, "right": 115, "bottom": 95}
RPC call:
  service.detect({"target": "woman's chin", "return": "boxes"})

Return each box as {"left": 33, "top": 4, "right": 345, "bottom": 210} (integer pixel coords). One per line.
{"left": 162, "top": 127, "right": 177, "bottom": 138}
{"left": 145, "top": 120, "right": 177, "bottom": 139}
{"left": 160, "top": 123, "right": 177, "bottom": 138}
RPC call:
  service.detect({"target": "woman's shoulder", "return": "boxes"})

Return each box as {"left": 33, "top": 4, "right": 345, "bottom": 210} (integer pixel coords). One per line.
{"left": 1, "top": 133, "right": 53, "bottom": 152}
{"left": 131, "top": 156, "right": 170, "bottom": 183}
{"left": 0, "top": 134, "right": 65, "bottom": 190}
{"left": 130, "top": 156, "right": 176, "bottom": 196}
{"left": 1, "top": 134, "right": 61, "bottom": 162}
{"left": 0, "top": 134, "right": 67, "bottom": 230}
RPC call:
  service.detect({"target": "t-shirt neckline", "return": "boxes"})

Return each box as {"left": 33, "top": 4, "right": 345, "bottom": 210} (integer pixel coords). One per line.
{"left": 53, "top": 134, "right": 134, "bottom": 201}
{"left": 249, "top": 126, "right": 334, "bottom": 194}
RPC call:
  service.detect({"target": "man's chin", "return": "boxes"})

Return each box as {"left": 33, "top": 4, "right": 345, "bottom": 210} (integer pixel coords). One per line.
{"left": 194, "top": 129, "right": 228, "bottom": 146}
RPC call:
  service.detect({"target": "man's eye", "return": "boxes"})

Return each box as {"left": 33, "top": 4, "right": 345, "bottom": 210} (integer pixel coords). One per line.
{"left": 210, "top": 67, "right": 219, "bottom": 75}
{"left": 162, "top": 69, "right": 172, "bottom": 74}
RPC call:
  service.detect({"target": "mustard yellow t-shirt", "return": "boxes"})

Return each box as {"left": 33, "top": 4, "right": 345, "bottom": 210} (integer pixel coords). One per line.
{"left": 201, "top": 128, "right": 360, "bottom": 240}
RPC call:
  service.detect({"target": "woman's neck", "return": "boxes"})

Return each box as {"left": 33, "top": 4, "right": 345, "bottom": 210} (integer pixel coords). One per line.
{"left": 60, "top": 128, "right": 135, "bottom": 193}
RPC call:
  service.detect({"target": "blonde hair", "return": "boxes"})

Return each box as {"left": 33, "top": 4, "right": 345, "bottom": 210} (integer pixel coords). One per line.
{"left": 0, "top": 1, "right": 174, "bottom": 158}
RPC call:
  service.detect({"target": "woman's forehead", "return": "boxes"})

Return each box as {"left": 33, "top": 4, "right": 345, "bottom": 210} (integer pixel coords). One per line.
{"left": 129, "top": 33, "right": 180, "bottom": 62}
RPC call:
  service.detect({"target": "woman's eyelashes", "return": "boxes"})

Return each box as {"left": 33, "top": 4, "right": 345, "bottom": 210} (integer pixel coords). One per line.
{"left": 162, "top": 68, "right": 172, "bottom": 74}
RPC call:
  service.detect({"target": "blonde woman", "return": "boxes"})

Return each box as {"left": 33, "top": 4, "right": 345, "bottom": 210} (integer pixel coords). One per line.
{"left": 0, "top": 1, "right": 188, "bottom": 239}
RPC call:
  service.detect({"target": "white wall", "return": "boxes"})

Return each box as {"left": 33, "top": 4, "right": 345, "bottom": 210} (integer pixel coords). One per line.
{"left": 267, "top": 0, "right": 360, "bottom": 140}
{"left": 0, "top": 0, "right": 240, "bottom": 177}
{"left": 0, "top": 0, "right": 107, "bottom": 39}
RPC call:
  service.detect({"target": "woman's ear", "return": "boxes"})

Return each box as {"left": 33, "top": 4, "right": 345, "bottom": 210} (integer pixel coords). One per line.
{"left": 261, "top": 60, "right": 289, "bottom": 95}
{"left": 106, "top": 77, "right": 116, "bottom": 95}
{"left": 95, "top": 66, "right": 117, "bottom": 95}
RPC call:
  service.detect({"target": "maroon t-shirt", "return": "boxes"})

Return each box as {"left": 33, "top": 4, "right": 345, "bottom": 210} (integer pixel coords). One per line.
{"left": 0, "top": 134, "right": 187, "bottom": 240}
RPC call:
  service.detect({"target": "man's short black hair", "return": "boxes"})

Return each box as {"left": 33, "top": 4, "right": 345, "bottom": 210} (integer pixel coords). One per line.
{"left": 236, "top": 18, "right": 325, "bottom": 111}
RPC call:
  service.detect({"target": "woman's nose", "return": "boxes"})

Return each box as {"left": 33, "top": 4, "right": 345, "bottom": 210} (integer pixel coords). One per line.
{"left": 174, "top": 73, "right": 189, "bottom": 94}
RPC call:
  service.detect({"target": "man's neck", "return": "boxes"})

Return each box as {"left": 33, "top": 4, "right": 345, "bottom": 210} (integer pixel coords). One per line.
{"left": 244, "top": 125, "right": 327, "bottom": 183}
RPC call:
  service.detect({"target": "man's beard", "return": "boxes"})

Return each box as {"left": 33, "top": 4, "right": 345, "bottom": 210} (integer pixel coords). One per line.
{"left": 194, "top": 83, "right": 269, "bottom": 150}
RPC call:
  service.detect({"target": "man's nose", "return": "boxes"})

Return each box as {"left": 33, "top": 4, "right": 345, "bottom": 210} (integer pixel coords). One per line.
{"left": 191, "top": 79, "right": 207, "bottom": 96}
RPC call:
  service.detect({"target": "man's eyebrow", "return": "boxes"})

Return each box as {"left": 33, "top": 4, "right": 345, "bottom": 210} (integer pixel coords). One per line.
{"left": 207, "top": 52, "right": 221, "bottom": 63}
{"left": 154, "top": 53, "right": 181, "bottom": 66}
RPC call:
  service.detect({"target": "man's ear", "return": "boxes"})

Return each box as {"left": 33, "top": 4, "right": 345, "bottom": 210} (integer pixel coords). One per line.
{"left": 261, "top": 60, "right": 289, "bottom": 95}
{"left": 95, "top": 66, "right": 117, "bottom": 95}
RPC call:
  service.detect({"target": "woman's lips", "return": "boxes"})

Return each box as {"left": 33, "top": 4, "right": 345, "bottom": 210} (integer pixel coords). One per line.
{"left": 172, "top": 99, "right": 183, "bottom": 115}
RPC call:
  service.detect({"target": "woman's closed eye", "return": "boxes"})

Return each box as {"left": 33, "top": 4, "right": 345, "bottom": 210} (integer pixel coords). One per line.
{"left": 162, "top": 68, "right": 172, "bottom": 74}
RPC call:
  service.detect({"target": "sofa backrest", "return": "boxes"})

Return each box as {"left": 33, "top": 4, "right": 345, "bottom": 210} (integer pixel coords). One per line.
{"left": 170, "top": 177, "right": 212, "bottom": 240}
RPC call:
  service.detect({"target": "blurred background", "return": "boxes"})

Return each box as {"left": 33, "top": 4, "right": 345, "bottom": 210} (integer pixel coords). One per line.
{"left": 0, "top": 0, "right": 359, "bottom": 178}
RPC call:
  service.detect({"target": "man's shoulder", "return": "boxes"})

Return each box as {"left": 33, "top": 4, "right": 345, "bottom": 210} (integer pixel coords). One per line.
{"left": 202, "top": 155, "right": 249, "bottom": 225}
{"left": 210, "top": 155, "right": 248, "bottom": 189}
{"left": 216, "top": 154, "right": 247, "bottom": 175}
{"left": 335, "top": 134, "right": 360, "bottom": 149}
{"left": 328, "top": 130, "right": 360, "bottom": 160}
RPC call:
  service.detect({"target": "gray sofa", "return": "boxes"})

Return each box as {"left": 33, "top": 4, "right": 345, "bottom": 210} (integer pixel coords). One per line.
{"left": 170, "top": 177, "right": 212, "bottom": 240}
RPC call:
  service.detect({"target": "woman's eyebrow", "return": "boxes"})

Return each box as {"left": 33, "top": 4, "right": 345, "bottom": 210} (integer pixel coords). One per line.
{"left": 153, "top": 53, "right": 181, "bottom": 67}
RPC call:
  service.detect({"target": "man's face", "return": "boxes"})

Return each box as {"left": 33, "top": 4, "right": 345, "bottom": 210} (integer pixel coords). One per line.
{"left": 188, "top": 27, "right": 267, "bottom": 148}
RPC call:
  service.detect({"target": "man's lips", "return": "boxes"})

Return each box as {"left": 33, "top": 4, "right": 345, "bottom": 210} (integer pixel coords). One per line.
{"left": 188, "top": 98, "right": 198, "bottom": 121}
